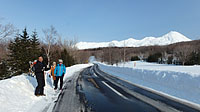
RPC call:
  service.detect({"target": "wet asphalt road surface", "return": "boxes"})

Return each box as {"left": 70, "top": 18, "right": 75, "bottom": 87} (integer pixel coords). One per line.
{"left": 53, "top": 65, "right": 200, "bottom": 112}
{"left": 92, "top": 64, "right": 200, "bottom": 112}
{"left": 77, "top": 67, "right": 160, "bottom": 112}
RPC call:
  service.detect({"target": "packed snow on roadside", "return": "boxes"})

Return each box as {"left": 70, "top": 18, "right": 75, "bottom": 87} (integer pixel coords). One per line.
{"left": 0, "top": 64, "right": 91, "bottom": 112}
{"left": 97, "top": 61, "right": 200, "bottom": 105}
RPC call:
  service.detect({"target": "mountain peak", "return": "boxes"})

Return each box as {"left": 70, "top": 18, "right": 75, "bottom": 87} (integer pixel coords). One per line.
{"left": 165, "top": 31, "right": 184, "bottom": 37}
{"left": 162, "top": 31, "right": 191, "bottom": 42}
{"left": 168, "top": 31, "right": 181, "bottom": 34}
{"left": 76, "top": 31, "right": 191, "bottom": 49}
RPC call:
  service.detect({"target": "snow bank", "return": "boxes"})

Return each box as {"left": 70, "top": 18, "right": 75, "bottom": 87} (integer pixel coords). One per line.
{"left": 0, "top": 75, "right": 39, "bottom": 112}
{"left": 64, "top": 64, "right": 92, "bottom": 81}
{"left": 0, "top": 64, "right": 91, "bottom": 112}
{"left": 97, "top": 61, "right": 200, "bottom": 105}
{"left": 115, "top": 61, "right": 200, "bottom": 77}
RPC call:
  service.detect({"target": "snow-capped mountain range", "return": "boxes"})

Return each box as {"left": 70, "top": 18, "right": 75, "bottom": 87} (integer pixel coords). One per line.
{"left": 76, "top": 31, "right": 191, "bottom": 49}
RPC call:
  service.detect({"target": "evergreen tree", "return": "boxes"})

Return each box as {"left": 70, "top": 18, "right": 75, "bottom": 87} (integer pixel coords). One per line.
{"left": 8, "top": 28, "right": 32, "bottom": 75}
{"left": 50, "top": 49, "right": 60, "bottom": 64}
{"left": 0, "top": 60, "right": 9, "bottom": 79}
{"left": 19, "top": 28, "right": 31, "bottom": 73}
{"left": 130, "top": 56, "right": 140, "bottom": 61}
{"left": 30, "top": 30, "right": 40, "bottom": 60}
{"left": 61, "top": 48, "right": 75, "bottom": 67}
{"left": 8, "top": 35, "right": 22, "bottom": 75}
{"left": 186, "top": 51, "right": 200, "bottom": 65}
{"left": 147, "top": 52, "right": 162, "bottom": 62}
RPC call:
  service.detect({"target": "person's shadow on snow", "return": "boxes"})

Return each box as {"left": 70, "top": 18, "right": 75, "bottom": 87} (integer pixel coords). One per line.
{"left": 25, "top": 73, "right": 53, "bottom": 90}
{"left": 46, "top": 73, "right": 53, "bottom": 88}
{"left": 25, "top": 75, "right": 38, "bottom": 89}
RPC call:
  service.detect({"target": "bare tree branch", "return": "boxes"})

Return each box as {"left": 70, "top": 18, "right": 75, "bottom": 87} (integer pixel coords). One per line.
{"left": 42, "top": 25, "right": 57, "bottom": 66}
{"left": 174, "top": 44, "right": 193, "bottom": 65}
{"left": 0, "top": 23, "right": 17, "bottom": 41}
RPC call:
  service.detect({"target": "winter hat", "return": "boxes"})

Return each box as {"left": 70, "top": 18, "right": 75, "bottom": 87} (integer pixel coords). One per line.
{"left": 59, "top": 59, "right": 63, "bottom": 63}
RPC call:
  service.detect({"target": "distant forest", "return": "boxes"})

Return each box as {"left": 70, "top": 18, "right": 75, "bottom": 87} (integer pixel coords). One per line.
{"left": 78, "top": 40, "right": 200, "bottom": 66}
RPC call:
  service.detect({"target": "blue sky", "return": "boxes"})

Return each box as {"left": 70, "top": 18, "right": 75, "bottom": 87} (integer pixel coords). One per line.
{"left": 0, "top": 0, "right": 200, "bottom": 42}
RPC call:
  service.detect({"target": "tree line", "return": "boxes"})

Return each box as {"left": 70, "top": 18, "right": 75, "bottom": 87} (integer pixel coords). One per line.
{"left": 78, "top": 40, "right": 200, "bottom": 66}
{"left": 0, "top": 26, "right": 76, "bottom": 79}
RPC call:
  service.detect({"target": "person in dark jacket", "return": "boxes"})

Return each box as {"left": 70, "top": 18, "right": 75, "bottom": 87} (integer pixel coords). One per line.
{"left": 54, "top": 59, "right": 66, "bottom": 90}
{"left": 34, "top": 56, "right": 48, "bottom": 96}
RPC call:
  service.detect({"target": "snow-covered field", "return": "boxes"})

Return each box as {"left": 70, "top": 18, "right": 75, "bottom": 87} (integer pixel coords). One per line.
{"left": 0, "top": 64, "right": 91, "bottom": 112}
{"left": 97, "top": 61, "right": 200, "bottom": 105}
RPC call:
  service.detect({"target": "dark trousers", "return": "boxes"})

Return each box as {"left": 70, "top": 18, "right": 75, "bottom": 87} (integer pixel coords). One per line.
{"left": 35, "top": 73, "right": 45, "bottom": 95}
{"left": 53, "top": 80, "right": 56, "bottom": 86}
{"left": 55, "top": 76, "right": 63, "bottom": 90}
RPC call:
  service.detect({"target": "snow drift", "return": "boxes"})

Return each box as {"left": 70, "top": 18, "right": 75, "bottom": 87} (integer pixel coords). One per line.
{"left": 76, "top": 31, "right": 191, "bottom": 49}
{"left": 0, "top": 64, "right": 91, "bottom": 112}
{"left": 97, "top": 61, "right": 200, "bottom": 105}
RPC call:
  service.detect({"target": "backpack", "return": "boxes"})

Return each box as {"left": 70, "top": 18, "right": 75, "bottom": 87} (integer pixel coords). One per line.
{"left": 32, "top": 66, "right": 35, "bottom": 72}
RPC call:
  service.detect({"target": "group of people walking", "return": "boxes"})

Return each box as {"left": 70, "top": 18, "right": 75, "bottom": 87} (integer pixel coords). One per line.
{"left": 33, "top": 56, "right": 66, "bottom": 96}
{"left": 50, "top": 59, "right": 66, "bottom": 90}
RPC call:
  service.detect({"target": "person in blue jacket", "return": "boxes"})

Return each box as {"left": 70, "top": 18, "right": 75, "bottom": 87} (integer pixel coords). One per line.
{"left": 54, "top": 59, "right": 66, "bottom": 90}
